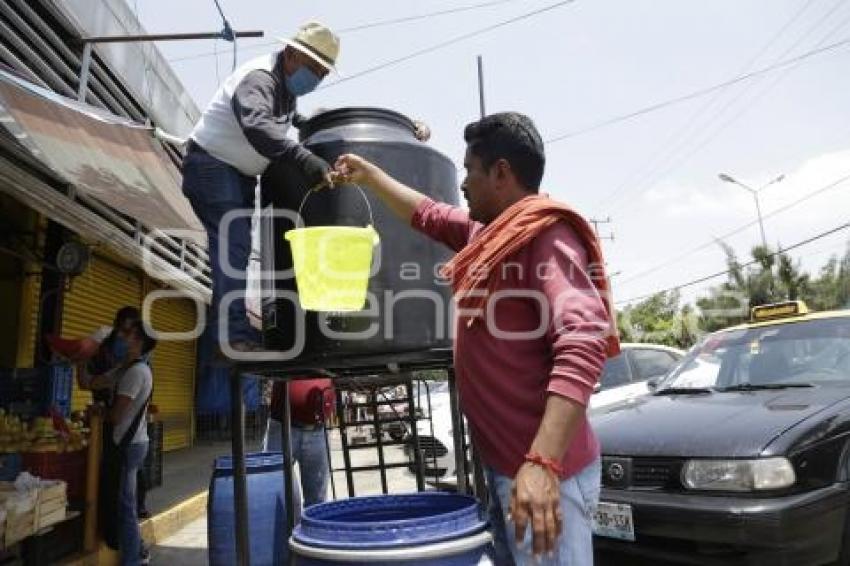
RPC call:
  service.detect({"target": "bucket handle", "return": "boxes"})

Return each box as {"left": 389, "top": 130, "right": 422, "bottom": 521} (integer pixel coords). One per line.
{"left": 295, "top": 184, "right": 375, "bottom": 230}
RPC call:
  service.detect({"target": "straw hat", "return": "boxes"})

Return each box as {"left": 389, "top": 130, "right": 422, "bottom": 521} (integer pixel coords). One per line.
{"left": 278, "top": 21, "right": 340, "bottom": 73}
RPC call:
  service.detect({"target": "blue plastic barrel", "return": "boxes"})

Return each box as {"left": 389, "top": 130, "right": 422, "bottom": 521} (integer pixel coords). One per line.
{"left": 290, "top": 492, "right": 493, "bottom": 565}
{"left": 209, "top": 452, "right": 302, "bottom": 566}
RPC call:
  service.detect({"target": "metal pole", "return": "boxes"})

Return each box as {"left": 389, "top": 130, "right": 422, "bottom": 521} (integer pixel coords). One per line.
{"left": 447, "top": 367, "right": 468, "bottom": 494}
{"left": 477, "top": 55, "right": 486, "bottom": 118}
{"left": 81, "top": 30, "right": 263, "bottom": 43}
{"left": 372, "top": 386, "right": 389, "bottom": 494}
{"left": 280, "top": 380, "right": 297, "bottom": 566}
{"left": 338, "top": 390, "right": 356, "bottom": 498}
{"left": 426, "top": 383, "right": 439, "bottom": 479}
{"left": 334, "top": 390, "right": 357, "bottom": 499}
{"left": 754, "top": 193, "right": 768, "bottom": 249}
{"left": 471, "top": 439, "right": 488, "bottom": 504}
{"left": 77, "top": 42, "right": 92, "bottom": 102}
{"left": 406, "top": 379, "right": 425, "bottom": 492}
{"left": 471, "top": 61, "right": 490, "bottom": 498}
{"left": 230, "top": 369, "right": 250, "bottom": 566}
{"left": 323, "top": 397, "right": 337, "bottom": 500}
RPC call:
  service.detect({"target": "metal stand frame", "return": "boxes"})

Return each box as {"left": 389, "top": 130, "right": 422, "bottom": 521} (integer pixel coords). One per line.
{"left": 332, "top": 375, "right": 426, "bottom": 497}
{"left": 229, "top": 371, "right": 250, "bottom": 566}
{"left": 226, "top": 350, "right": 485, "bottom": 565}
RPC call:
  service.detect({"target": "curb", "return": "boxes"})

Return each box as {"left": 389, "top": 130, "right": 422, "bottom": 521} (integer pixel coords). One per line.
{"left": 59, "top": 491, "right": 208, "bottom": 565}
{"left": 140, "top": 491, "right": 208, "bottom": 544}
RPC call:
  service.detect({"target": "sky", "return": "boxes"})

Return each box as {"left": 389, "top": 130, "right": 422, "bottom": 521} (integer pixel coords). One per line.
{"left": 133, "top": 0, "right": 850, "bottom": 309}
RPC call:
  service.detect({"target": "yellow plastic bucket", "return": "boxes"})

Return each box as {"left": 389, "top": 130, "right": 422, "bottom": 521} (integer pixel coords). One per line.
{"left": 284, "top": 185, "right": 380, "bottom": 312}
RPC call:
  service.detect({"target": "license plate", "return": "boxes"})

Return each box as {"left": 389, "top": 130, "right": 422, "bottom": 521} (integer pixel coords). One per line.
{"left": 592, "top": 502, "right": 635, "bottom": 541}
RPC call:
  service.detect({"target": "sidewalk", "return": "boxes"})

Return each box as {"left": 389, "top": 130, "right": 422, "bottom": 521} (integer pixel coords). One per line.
{"left": 147, "top": 439, "right": 259, "bottom": 516}
{"left": 142, "top": 438, "right": 261, "bottom": 563}
{"left": 150, "top": 429, "right": 420, "bottom": 564}
{"left": 150, "top": 516, "right": 207, "bottom": 565}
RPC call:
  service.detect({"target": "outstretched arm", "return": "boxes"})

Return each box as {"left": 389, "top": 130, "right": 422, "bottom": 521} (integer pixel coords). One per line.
{"left": 334, "top": 154, "right": 427, "bottom": 224}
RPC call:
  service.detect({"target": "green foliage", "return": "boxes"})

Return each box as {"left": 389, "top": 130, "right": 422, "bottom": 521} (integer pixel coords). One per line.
{"left": 618, "top": 241, "right": 850, "bottom": 348}
{"left": 618, "top": 291, "right": 701, "bottom": 349}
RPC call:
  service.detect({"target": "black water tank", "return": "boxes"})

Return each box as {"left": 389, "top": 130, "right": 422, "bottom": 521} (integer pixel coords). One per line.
{"left": 260, "top": 108, "right": 458, "bottom": 365}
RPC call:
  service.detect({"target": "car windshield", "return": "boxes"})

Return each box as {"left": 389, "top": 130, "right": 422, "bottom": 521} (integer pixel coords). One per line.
{"left": 661, "top": 316, "right": 850, "bottom": 390}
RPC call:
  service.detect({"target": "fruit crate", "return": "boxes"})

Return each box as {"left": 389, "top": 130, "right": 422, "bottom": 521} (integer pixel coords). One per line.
{"left": 0, "top": 365, "right": 73, "bottom": 418}
{"left": 21, "top": 449, "right": 87, "bottom": 501}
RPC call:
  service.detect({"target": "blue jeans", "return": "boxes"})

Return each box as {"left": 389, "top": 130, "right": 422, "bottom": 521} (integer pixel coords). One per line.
{"left": 120, "top": 442, "right": 148, "bottom": 566}
{"left": 264, "top": 419, "right": 330, "bottom": 507}
{"left": 182, "top": 151, "right": 257, "bottom": 344}
{"left": 486, "top": 458, "right": 601, "bottom": 566}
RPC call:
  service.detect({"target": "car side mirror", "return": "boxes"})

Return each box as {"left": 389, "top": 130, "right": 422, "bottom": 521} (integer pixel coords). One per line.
{"left": 593, "top": 382, "right": 602, "bottom": 394}
{"left": 647, "top": 377, "right": 660, "bottom": 390}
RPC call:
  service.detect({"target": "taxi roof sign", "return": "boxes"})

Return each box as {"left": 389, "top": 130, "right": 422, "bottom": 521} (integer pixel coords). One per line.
{"left": 751, "top": 300, "right": 809, "bottom": 322}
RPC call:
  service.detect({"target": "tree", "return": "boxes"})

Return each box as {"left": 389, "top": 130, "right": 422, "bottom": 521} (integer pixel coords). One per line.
{"left": 804, "top": 245, "right": 850, "bottom": 311}
{"left": 697, "top": 243, "right": 810, "bottom": 330}
{"left": 617, "top": 291, "right": 700, "bottom": 348}
{"left": 669, "top": 304, "right": 701, "bottom": 349}
{"left": 616, "top": 240, "right": 850, "bottom": 348}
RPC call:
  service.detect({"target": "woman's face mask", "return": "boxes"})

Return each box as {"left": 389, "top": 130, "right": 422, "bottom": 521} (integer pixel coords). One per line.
{"left": 111, "top": 335, "right": 129, "bottom": 362}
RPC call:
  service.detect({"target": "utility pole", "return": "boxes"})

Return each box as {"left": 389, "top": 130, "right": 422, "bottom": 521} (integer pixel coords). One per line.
{"left": 589, "top": 216, "right": 615, "bottom": 242}
{"left": 477, "top": 55, "right": 486, "bottom": 119}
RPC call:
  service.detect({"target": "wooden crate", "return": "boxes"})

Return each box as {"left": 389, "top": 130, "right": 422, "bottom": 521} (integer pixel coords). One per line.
{"left": 35, "top": 506, "right": 66, "bottom": 530}
{"left": 37, "top": 480, "right": 66, "bottom": 505}
{"left": 4, "top": 507, "right": 34, "bottom": 547}
{"left": 35, "top": 480, "right": 67, "bottom": 531}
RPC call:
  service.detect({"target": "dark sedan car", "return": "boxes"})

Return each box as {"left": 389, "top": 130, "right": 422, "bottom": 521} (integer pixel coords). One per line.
{"left": 592, "top": 302, "right": 850, "bottom": 566}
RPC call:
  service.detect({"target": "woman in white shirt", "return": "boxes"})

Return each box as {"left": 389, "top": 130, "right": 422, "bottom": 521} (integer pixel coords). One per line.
{"left": 107, "top": 318, "right": 155, "bottom": 566}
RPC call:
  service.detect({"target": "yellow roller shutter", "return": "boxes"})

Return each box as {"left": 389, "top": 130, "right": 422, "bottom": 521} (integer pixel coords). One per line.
{"left": 147, "top": 291, "right": 197, "bottom": 451}
{"left": 14, "top": 271, "right": 41, "bottom": 369}
{"left": 14, "top": 213, "right": 44, "bottom": 369}
{"left": 62, "top": 256, "right": 142, "bottom": 411}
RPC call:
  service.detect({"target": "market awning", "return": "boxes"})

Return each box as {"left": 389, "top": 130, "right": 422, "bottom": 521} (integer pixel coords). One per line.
{"left": 0, "top": 67, "right": 203, "bottom": 239}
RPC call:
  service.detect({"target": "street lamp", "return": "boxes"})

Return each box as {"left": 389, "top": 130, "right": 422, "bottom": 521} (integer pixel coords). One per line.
{"left": 718, "top": 172, "right": 785, "bottom": 249}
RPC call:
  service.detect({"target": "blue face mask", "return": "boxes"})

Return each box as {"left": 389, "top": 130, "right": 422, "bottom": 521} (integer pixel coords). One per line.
{"left": 285, "top": 66, "right": 322, "bottom": 96}
{"left": 112, "top": 336, "right": 129, "bottom": 361}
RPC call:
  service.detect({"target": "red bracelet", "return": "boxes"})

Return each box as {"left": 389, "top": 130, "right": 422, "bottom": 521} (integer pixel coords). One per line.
{"left": 524, "top": 452, "right": 565, "bottom": 476}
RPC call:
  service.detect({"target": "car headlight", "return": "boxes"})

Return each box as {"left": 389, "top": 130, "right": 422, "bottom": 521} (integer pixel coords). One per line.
{"left": 682, "top": 458, "right": 796, "bottom": 491}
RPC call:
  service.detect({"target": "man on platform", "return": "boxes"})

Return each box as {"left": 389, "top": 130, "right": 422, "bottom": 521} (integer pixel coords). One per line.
{"left": 182, "top": 22, "right": 340, "bottom": 353}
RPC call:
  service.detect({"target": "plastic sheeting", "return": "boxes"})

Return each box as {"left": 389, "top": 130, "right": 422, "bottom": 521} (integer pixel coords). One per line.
{"left": 0, "top": 67, "right": 203, "bottom": 239}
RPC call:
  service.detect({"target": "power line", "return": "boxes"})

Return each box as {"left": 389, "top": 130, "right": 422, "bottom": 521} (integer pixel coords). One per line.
{"left": 211, "top": 0, "right": 228, "bottom": 24}
{"left": 597, "top": 0, "right": 850, "bottom": 217}
{"left": 616, "top": 221, "right": 850, "bottom": 306}
{"left": 544, "top": 35, "right": 850, "bottom": 146}
{"left": 167, "top": 0, "right": 524, "bottom": 64}
{"left": 617, "top": 171, "right": 850, "bottom": 287}
{"left": 210, "top": 0, "right": 238, "bottom": 71}
{"left": 338, "top": 0, "right": 522, "bottom": 34}
{"left": 588, "top": 0, "right": 821, "bottom": 215}
{"left": 320, "top": 0, "right": 574, "bottom": 90}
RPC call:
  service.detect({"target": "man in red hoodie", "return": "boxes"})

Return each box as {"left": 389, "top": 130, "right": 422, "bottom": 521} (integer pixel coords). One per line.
{"left": 334, "top": 112, "right": 617, "bottom": 566}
